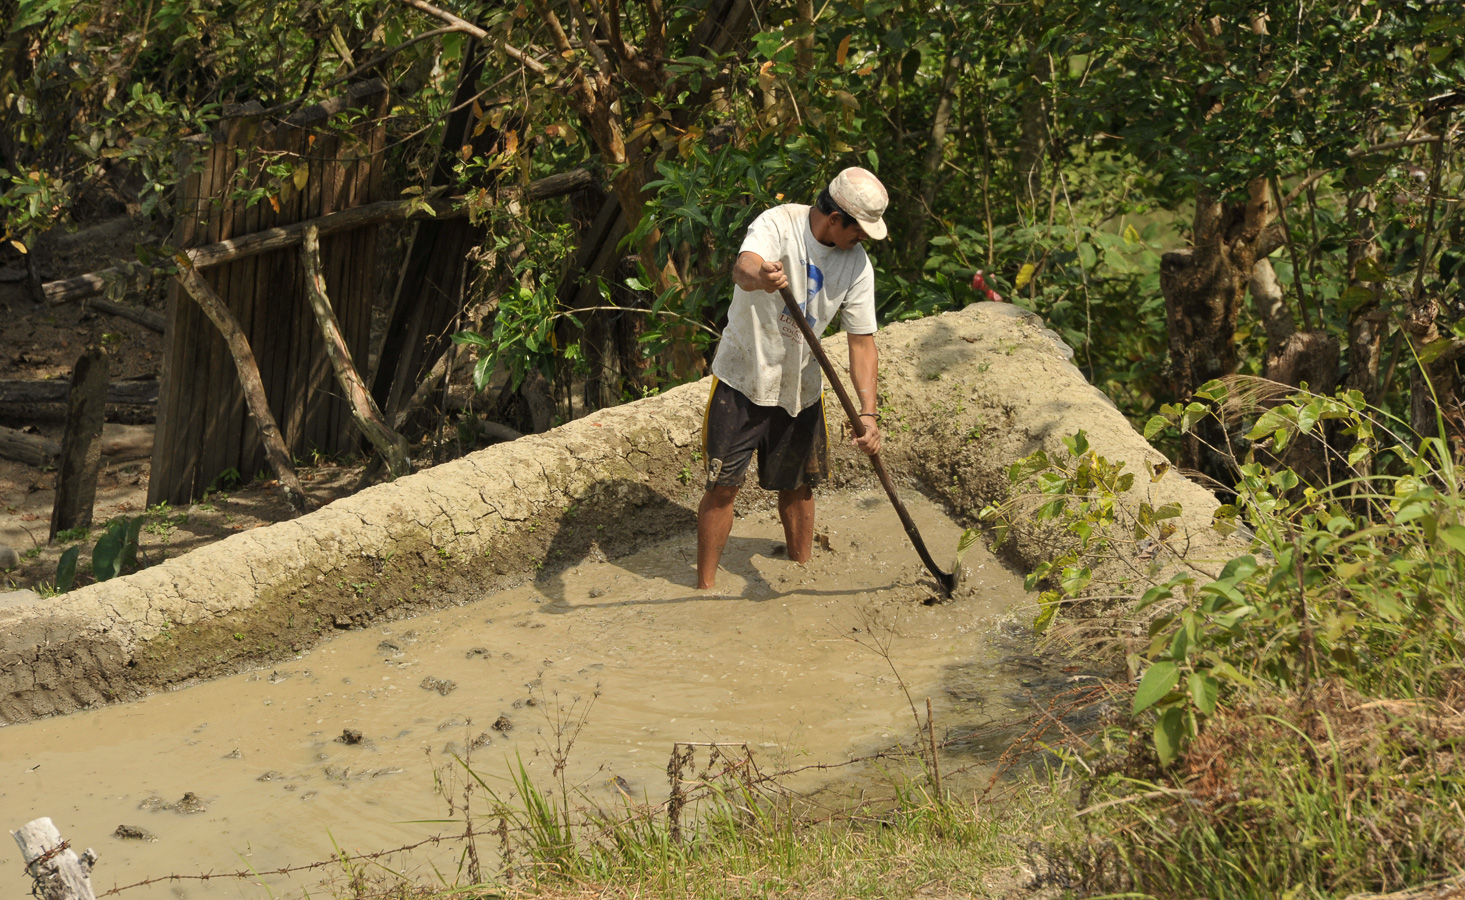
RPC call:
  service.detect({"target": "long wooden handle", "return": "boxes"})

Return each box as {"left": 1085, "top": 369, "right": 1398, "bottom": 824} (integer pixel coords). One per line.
{"left": 775, "top": 285, "right": 953, "bottom": 591}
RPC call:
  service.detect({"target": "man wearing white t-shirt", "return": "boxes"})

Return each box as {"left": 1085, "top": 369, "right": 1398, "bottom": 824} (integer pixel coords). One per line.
{"left": 696, "top": 167, "right": 888, "bottom": 590}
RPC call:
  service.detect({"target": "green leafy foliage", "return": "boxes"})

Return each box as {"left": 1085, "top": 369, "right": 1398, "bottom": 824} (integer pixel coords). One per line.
{"left": 54, "top": 545, "right": 81, "bottom": 594}
{"left": 91, "top": 516, "right": 143, "bottom": 584}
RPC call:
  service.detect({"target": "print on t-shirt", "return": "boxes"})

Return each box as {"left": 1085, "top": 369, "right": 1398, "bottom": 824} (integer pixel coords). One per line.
{"left": 778, "top": 260, "right": 823, "bottom": 343}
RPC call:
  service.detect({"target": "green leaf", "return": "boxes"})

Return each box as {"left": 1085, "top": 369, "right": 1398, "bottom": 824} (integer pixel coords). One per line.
{"left": 1060, "top": 565, "right": 1092, "bottom": 595}
{"left": 473, "top": 356, "right": 493, "bottom": 392}
{"left": 92, "top": 519, "right": 127, "bottom": 582}
{"left": 1338, "top": 285, "right": 1374, "bottom": 311}
{"left": 1354, "top": 257, "right": 1389, "bottom": 283}
{"left": 55, "top": 545, "right": 81, "bottom": 593}
{"left": 1179, "top": 402, "right": 1209, "bottom": 432}
{"left": 954, "top": 527, "right": 980, "bottom": 566}
{"left": 1144, "top": 415, "right": 1170, "bottom": 441}
{"left": 121, "top": 516, "right": 143, "bottom": 572}
{"left": 1133, "top": 660, "right": 1180, "bottom": 714}
{"left": 1218, "top": 555, "right": 1259, "bottom": 582}
{"left": 1417, "top": 338, "right": 1458, "bottom": 366}
{"left": 1440, "top": 525, "right": 1465, "bottom": 554}
{"left": 1208, "top": 659, "right": 1254, "bottom": 687}
{"left": 1135, "top": 584, "right": 1173, "bottom": 612}
{"left": 1153, "top": 707, "right": 1186, "bottom": 766}
{"left": 1168, "top": 625, "right": 1190, "bottom": 661}
{"left": 1077, "top": 242, "right": 1097, "bottom": 269}
{"left": 1188, "top": 671, "right": 1219, "bottom": 716}
{"left": 1033, "top": 596, "right": 1059, "bottom": 634}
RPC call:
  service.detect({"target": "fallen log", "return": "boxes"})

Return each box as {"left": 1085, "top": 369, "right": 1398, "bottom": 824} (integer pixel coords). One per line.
{"left": 43, "top": 170, "right": 597, "bottom": 306}
{"left": 173, "top": 254, "right": 317, "bottom": 514}
{"left": 0, "top": 380, "right": 159, "bottom": 405}
{"left": 13, "top": 816, "right": 98, "bottom": 900}
{"left": 84, "top": 298, "right": 166, "bottom": 333}
{"left": 0, "top": 425, "right": 60, "bottom": 467}
{"left": 301, "top": 225, "right": 411, "bottom": 478}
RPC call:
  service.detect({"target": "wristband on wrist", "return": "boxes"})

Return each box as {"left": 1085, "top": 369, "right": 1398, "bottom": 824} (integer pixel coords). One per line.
{"left": 859, "top": 412, "right": 880, "bottom": 422}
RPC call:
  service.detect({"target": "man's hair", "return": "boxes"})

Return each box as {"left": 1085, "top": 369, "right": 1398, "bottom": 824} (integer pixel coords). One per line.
{"left": 815, "top": 186, "right": 847, "bottom": 219}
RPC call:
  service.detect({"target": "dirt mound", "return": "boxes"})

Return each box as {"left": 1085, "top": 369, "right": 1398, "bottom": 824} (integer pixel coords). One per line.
{"left": 0, "top": 302, "right": 1236, "bottom": 722}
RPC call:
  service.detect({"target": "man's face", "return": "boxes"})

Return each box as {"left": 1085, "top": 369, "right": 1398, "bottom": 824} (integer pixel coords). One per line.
{"left": 831, "top": 212, "right": 868, "bottom": 250}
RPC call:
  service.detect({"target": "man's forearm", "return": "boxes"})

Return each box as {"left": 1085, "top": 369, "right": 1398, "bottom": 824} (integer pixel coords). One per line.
{"left": 847, "top": 333, "right": 879, "bottom": 414}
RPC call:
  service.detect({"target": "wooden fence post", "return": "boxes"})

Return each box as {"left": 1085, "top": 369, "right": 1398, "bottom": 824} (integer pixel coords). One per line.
{"left": 49, "top": 346, "right": 109, "bottom": 540}
{"left": 13, "top": 817, "right": 99, "bottom": 900}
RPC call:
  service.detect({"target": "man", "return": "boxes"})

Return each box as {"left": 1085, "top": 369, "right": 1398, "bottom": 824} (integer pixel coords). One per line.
{"left": 696, "top": 167, "right": 888, "bottom": 590}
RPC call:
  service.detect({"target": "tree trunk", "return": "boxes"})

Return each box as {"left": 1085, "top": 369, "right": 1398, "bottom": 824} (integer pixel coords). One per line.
{"left": 1017, "top": 44, "right": 1051, "bottom": 207}
{"left": 301, "top": 226, "right": 412, "bottom": 479}
{"left": 173, "top": 255, "right": 317, "bottom": 514}
{"left": 909, "top": 52, "right": 962, "bottom": 257}
{"left": 1160, "top": 184, "right": 1272, "bottom": 475}
{"left": 794, "top": 0, "right": 815, "bottom": 75}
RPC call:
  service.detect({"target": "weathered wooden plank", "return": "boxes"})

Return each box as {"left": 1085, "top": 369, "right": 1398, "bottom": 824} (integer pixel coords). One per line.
{"left": 219, "top": 147, "right": 261, "bottom": 481}
{"left": 288, "top": 127, "right": 327, "bottom": 452}
{"left": 13, "top": 816, "right": 98, "bottom": 900}
{"left": 198, "top": 115, "right": 250, "bottom": 494}
{"left": 149, "top": 134, "right": 224, "bottom": 503}
{"left": 49, "top": 347, "right": 109, "bottom": 538}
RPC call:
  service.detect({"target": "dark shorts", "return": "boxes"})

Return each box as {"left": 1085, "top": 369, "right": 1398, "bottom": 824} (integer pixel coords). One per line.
{"left": 702, "top": 378, "right": 828, "bottom": 492}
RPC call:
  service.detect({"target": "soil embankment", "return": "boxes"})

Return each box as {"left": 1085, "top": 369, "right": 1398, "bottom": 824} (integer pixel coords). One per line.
{"left": 0, "top": 302, "right": 1233, "bottom": 723}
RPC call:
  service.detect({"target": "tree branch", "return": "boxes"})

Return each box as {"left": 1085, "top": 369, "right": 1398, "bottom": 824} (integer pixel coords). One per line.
{"left": 567, "top": 0, "right": 617, "bottom": 77}
{"left": 394, "top": 0, "right": 549, "bottom": 75}
{"left": 172, "top": 255, "right": 317, "bottom": 514}
{"left": 301, "top": 225, "right": 412, "bottom": 479}
{"left": 1283, "top": 134, "right": 1441, "bottom": 207}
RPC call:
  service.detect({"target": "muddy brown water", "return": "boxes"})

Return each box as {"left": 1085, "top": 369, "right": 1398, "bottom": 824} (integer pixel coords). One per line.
{"left": 0, "top": 489, "right": 1040, "bottom": 898}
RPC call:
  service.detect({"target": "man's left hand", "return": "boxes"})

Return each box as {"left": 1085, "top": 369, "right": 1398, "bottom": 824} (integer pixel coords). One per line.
{"left": 852, "top": 420, "right": 881, "bottom": 456}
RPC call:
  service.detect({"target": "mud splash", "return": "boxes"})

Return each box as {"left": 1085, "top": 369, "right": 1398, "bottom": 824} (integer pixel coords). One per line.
{"left": 0, "top": 489, "right": 1037, "bottom": 898}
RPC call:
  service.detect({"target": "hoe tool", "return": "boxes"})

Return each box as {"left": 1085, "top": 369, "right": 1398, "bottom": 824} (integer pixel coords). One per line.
{"left": 776, "top": 284, "right": 959, "bottom": 597}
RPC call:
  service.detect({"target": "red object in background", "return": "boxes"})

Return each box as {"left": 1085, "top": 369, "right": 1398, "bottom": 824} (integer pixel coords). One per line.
{"left": 971, "top": 270, "right": 1005, "bottom": 302}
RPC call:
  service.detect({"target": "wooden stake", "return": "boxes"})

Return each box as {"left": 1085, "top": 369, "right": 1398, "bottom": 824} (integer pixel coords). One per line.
{"left": 49, "top": 346, "right": 109, "bottom": 539}
{"left": 300, "top": 225, "right": 412, "bottom": 478}
{"left": 173, "top": 254, "right": 317, "bottom": 514}
{"left": 13, "top": 817, "right": 98, "bottom": 900}
{"left": 926, "top": 697, "right": 943, "bottom": 803}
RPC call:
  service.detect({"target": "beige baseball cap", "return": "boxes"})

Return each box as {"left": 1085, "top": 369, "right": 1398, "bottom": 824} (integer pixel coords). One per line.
{"left": 828, "top": 167, "right": 889, "bottom": 240}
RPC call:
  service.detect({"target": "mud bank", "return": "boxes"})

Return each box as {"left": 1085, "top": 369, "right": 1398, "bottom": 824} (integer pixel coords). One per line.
{"left": 0, "top": 302, "right": 1234, "bottom": 723}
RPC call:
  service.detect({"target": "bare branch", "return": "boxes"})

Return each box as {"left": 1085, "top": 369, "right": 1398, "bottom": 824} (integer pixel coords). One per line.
{"left": 395, "top": 0, "right": 549, "bottom": 75}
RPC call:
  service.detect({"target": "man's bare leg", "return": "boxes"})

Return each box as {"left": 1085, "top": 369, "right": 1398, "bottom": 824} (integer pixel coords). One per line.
{"left": 777, "top": 485, "right": 815, "bottom": 563}
{"left": 697, "top": 484, "right": 740, "bottom": 589}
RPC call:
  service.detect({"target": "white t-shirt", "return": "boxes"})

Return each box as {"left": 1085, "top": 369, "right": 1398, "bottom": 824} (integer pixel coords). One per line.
{"left": 710, "top": 204, "right": 877, "bottom": 415}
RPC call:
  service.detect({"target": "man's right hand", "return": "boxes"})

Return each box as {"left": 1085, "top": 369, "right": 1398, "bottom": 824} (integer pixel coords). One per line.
{"left": 733, "top": 252, "right": 788, "bottom": 293}
{"left": 757, "top": 260, "right": 788, "bottom": 292}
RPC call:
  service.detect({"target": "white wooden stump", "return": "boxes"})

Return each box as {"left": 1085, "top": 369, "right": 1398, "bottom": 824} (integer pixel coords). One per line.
{"left": 12, "top": 817, "right": 98, "bottom": 900}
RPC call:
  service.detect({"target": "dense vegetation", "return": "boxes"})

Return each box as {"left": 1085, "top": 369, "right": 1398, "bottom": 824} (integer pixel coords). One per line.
{"left": 5, "top": 0, "right": 1465, "bottom": 896}
{"left": 4, "top": 0, "right": 1461, "bottom": 446}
